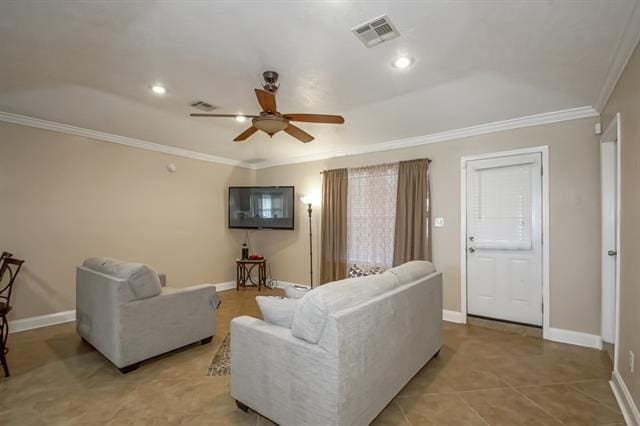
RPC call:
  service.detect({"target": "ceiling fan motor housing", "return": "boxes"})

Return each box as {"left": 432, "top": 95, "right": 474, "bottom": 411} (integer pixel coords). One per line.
{"left": 262, "top": 70, "right": 279, "bottom": 92}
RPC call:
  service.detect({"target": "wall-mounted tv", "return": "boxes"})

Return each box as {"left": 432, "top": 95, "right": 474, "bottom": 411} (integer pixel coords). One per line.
{"left": 228, "top": 186, "right": 295, "bottom": 230}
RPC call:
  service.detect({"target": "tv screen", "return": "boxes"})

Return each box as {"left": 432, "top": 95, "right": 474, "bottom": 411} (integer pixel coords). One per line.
{"left": 228, "top": 186, "right": 295, "bottom": 230}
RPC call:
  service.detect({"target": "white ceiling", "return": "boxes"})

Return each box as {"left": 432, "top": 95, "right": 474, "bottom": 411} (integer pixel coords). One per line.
{"left": 0, "top": 1, "right": 637, "bottom": 165}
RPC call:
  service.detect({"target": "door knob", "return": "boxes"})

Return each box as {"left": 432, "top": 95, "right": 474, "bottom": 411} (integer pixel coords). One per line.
{"left": 468, "top": 247, "right": 475, "bottom": 253}
{"left": 608, "top": 250, "right": 617, "bottom": 256}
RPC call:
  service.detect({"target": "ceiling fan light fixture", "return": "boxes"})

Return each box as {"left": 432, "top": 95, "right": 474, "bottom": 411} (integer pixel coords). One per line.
{"left": 392, "top": 56, "right": 413, "bottom": 69}
{"left": 253, "top": 115, "right": 289, "bottom": 135}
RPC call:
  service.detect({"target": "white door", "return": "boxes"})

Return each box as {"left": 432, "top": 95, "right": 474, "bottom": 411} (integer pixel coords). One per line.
{"left": 600, "top": 115, "right": 620, "bottom": 344}
{"left": 466, "top": 153, "right": 543, "bottom": 326}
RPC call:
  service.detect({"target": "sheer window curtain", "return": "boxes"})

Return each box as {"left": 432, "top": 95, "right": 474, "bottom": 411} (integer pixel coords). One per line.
{"left": 347, "top": 163, "right": 399, "bottom": 269}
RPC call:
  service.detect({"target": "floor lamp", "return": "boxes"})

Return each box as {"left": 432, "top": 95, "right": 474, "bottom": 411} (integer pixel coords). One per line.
{"left": 300, "top": 194, "right": 318, "bottom": 288}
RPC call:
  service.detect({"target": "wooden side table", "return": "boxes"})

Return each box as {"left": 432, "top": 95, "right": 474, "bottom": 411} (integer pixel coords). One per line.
{"left": 235, "top": 258, "right": 267, "bottom": 291}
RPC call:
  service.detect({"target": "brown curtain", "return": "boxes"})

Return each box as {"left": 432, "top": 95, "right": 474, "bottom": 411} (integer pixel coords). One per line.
{"left": 320, "top": 169, "right": 348, "bottom": 284}
{"left": 393, "top": 159, "right": 431, "bottom": 266}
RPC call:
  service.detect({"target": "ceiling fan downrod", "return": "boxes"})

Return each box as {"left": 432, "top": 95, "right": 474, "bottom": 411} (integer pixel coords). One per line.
{"left": 262, "top": 70, "right": 279, "bottom": 93}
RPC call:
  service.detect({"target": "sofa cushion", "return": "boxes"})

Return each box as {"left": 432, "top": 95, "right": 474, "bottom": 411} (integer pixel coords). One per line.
{"left": 387, "top": 261, "right": 436, "bottom": 285}
{"left": 291, "top": 271, "right": 399, "bottom": 344}
{"left": 256, "top": 296, "right": 299, "bottom": 329}
{"left": 82, "top": 257, "right": 162, "bottom": 300}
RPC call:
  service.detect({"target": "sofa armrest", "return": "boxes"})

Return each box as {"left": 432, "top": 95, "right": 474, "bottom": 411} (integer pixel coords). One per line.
{"left": 159, "top": 283, "right": 220, "bottom": 308}
{"left": 117, "top": 284, "right": 218, "bottom": 367}
{"left": 230, "top": 316, "right": 339, "bottom": 426}
{"left": 76, "top": 267, "right": 124, "bottom": 363}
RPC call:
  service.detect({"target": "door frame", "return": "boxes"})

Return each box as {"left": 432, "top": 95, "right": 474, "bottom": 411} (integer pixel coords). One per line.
{"left": 600, "top": 113, "right": 622, "bottom": 369}
{"left": 460, "top": 146, "right": 550, "bottom": 337}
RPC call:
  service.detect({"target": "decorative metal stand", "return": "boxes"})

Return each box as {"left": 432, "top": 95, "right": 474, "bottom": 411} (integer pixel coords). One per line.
{"left": 235, "top": 258, "right": 267, "bottom": 291}
{"left": 0, "top": 254, "right": 24, "bottom": 377}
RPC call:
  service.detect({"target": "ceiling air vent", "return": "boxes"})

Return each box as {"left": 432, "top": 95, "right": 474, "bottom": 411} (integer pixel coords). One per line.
{"left": 352, "top": 14, "right": 400, "bottom": 48}
{"left": 189, "top": 100, "right": 217, "bottom": 111}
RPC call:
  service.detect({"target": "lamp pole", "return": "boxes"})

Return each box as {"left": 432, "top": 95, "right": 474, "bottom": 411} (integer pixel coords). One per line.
{"left": 306, "top": 203, "right": 313, "bottom": 288}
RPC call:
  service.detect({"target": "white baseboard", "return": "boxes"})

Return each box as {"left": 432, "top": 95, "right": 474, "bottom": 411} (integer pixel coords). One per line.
{"left": 544, "top": 327, "right": 602, "bottom": 349}
{"left": 440, "top": 313, "right": 603, "bottom": 351}
{"left": 213, "top": 281, "right": 236, "bottom": 292}
{"left": 214, "top": 280, "right": 310, "bottom": 291}
{"left": 9, "top": 310, "right": 76, "bottom": 334}
{"left": 274, "top": 280, "right": 308, "bottom": 289}
{"left": 611, "top": 370, "right": 640, "bottom": 425}
{"left": 442, "top": 310, "right": 466, "bottom": 324}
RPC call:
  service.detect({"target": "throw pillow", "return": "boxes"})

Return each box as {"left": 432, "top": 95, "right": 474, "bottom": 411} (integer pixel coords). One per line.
{"left": 348, "top": 264, "right": 387, "bottom": 278}
{"left": 256, "top": 296, "right": 299, "bottom": 329}
{"left": 284, "top": 285, "right": 310, "bottom": 299}
{"left": 82, "top": 257, "right": 162, "bottom": 300}
{"left": 127, "top": 264, "right": 162, "bottom": 300}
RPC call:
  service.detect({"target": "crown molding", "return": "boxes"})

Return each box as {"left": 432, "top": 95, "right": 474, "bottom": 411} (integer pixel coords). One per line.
{"left": 0, "top": 106, "right": 598, "bottom": 171}
{"left": 0, "top": 111, "right": 254, "bottom": 169}
{"left": 594, "top": 0, "right": 640, "bottom": 112}
{"left": 252, "top": 106, "right": 599, "bottom": 170}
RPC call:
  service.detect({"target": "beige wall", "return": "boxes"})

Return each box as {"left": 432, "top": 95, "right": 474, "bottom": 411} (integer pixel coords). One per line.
{"left": 255, "top": 117, "right": 602, "bottom": 335}
{"left": 602, "top": 43, "right": 640, "bottom": 409}
{"left": 0, "top": 122, "right": 254, "bottom": 320}
{"left": 0, "top": 111, "right": 604, "bottom": 338}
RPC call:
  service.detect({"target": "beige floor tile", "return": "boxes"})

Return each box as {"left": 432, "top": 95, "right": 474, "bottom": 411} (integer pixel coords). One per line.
{"left": 371, "top": 401, "right": 411, "bottom": 425}
{"left": 459, "top": 387, "right": 563, "bottom": 425}
{"left": 179, "top": 408, "right": 256, "bottom": 426}
{"left": 396, "top": 393, "right": 487, "bottom": 425}
{"left": 517, "top": 384, "right": 625, "bottom": 425}
{"left": 569, "top": 380, "right": 622, "bottom": 412}
{"left": 0, "top": 290, "right": 623, "bottom": 425}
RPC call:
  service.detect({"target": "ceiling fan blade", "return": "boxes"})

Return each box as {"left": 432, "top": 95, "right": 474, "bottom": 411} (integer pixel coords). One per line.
{"left": 190, "top": 113, "right": 258, "bottom": 118}
{"left": 254, "top": 89, "right": 277, "bottom": 113}
{"left": 284, "top": 124, "right": 314, "bottom": 143}
{"left": 283, "top": 113, "right": 345, "bottom": 124}
{"left": 233, "top": 126, "right": 259, "bottom": 142}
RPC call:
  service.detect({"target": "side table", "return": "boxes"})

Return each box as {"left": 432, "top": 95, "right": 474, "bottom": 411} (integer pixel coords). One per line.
{"left": 235, "top": 258, "right": 267, "bottom": 291}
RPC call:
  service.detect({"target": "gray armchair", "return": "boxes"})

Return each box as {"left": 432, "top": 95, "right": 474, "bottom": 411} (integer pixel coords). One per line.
{"left": 76, "top": 257, "right": 219, "bottom": 373}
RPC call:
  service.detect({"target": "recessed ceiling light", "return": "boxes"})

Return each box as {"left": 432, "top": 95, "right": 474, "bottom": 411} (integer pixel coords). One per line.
{"left": 151, "top": 84, "right": 166, "bottom": 95}
{"left": 236, "top": 115, "right": 247, "bottom": 123}
{"left": 392, "top": 56, "right": 413, "bottom": 69}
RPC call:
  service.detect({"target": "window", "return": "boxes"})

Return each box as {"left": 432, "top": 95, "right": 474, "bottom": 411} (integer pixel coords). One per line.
{"left": 346, "top": 163, "right": 398, "bottom": 269}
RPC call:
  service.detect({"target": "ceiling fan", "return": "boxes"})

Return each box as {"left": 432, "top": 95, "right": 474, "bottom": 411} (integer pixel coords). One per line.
{"left": 190, "top": 71, "right": 345, "bottom": 143}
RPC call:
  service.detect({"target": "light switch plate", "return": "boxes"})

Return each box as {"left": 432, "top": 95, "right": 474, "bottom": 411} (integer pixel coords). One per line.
{"left": 434, "top": 217, "right": 445, "bottom": 228}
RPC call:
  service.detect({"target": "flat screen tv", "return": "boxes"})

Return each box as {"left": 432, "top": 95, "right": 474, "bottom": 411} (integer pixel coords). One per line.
{"left": 228, "top": 186, "right": 295, "bottom": 230}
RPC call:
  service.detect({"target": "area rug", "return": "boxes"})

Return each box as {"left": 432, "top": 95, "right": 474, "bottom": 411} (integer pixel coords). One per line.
{"left": 207, "top": 333, "right": 230, "bottom": 376}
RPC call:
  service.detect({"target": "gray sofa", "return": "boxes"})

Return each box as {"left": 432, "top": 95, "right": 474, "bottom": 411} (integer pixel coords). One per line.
{"left": 230, "top": 261, "right": 442, "bottom": 425}
{"left": 76, "top": 257, "right": 219, "bottom": 373}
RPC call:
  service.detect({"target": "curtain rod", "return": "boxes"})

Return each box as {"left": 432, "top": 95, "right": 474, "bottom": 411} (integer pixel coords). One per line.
{"left": 319, "top": 158, "right": 431, "bottom": 174}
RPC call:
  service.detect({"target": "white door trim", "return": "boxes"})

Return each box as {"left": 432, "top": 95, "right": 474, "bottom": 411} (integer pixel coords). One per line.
{"left": 460, "top": 146, "right": 550, "bottom": 337}
{"left": 600, "top": 113, "right": 621, "bottom": 346}
{"left": 601, "top": 114, "right": 622, "bottom": 370}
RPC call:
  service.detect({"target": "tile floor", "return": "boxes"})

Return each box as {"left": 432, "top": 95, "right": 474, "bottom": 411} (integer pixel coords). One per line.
{"left": 0, "top": 288, "right": 624, "bottom": 425}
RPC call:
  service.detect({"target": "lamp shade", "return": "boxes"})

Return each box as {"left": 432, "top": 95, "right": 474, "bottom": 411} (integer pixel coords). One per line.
{"left": 301, "top": 193, "right": 320, "bottom": 206}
